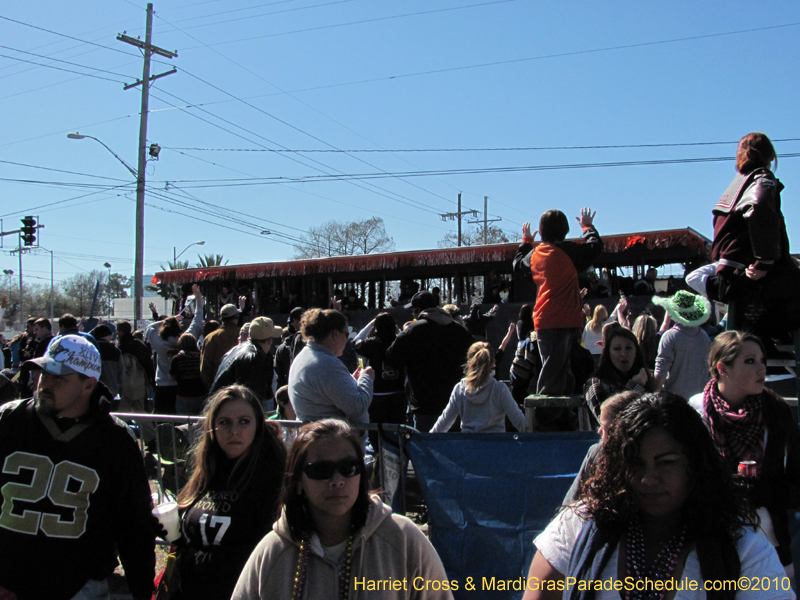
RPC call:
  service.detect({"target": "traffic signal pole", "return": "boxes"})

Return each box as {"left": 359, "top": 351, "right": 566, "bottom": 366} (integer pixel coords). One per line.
{"left": 2, "top": 218, "right": 43, "bottom": 328}
{"left": 18, "top": 236, "right": 23, "bottom": 330}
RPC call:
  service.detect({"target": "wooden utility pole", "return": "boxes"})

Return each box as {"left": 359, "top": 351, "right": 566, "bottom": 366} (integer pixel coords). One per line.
{"left": 468, "top": 196, "right": 501, "bottom": 244}
{"left": 118, "top": 3, "right": 177, "bottom": 326}
{"left": 439, "top": 193, "right": 478, "bottom": 247}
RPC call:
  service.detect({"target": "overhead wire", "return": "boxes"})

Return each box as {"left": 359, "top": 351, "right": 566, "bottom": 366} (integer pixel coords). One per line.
{"left": 164, "top": 145, "right": 453, "bottom": 232}
{"left": 154, "top": 9, "right": 457, "bottom": 210}
{"left": 165, "top": 138, "right": 800, "bottom": 153}
{"left": 0, "top": 52, "right": 129, "bottom": 85}
{"left": 186, "top": 0, "right": 521, "bottom": 44}
{"left": 144, "top": 153, "right": 800, "bottom": 188}
{"left": 0, "top": 44, "right": 136, "bottom": 81}
{"left": 0, "top": 159, "right": 131, "bottom": 182}
{"left": 162, "top": 0, "right": 299, "bottom": 24}
{"left": 172, "top": 69, "right": 452, "bottom": 214}
{"left": 148, "top": 87, "right": 446, "bottom": 217}
{"left": 0, "top": 15, "right": 140, "bottom": 59}
{"left": 194, "top": 21, "right": 800, "bottom": 95}
{"left": 170, "top": 0, "right": 355, "bottom": 30}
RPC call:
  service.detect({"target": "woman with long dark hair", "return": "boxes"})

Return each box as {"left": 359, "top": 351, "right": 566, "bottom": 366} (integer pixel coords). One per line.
{"left": 170, "top": 332, "right": 207, "bottom": 415}
{"left": 690, "top": 330, "right": 800, "bottom": 573}
{"left": 232, "top": 419, "right": 452, "bottom": 599}
{"left": 516, "top": 303, "right": 535, "bottom": 344}
{"left": 584, "top": 326, "right": 656, "bottom": 424}
{"left": 175, "top": 385, "right": 286, "bottom": 600}
{"left": 523, "top": 392, "right": 789, "bottom": 600}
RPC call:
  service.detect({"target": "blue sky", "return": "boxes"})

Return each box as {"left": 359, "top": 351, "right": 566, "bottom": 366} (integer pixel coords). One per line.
{"left": 2, "top": 0, "right": 799, "bottom": 287}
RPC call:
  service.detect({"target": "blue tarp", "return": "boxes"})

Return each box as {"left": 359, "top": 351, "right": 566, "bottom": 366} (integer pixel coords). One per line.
{"left": 406, "top": 432, "right": 598, "bottom": 600}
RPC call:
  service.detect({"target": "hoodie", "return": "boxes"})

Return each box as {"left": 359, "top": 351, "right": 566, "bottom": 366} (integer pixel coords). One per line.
{"left": 231, "top": 496, "right": 453, "bottom": 600}
{"left": 430, "top": 377, "right": 527, "bottom": 433}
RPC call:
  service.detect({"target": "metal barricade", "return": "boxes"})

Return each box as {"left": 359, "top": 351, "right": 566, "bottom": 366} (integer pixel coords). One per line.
{"left": 111, "top": 413, "right": 415, "bottom": 513}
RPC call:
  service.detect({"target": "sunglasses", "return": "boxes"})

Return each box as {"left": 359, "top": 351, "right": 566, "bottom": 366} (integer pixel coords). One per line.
{"left": 302, "top": 457, "right": 364, "bottom": 480}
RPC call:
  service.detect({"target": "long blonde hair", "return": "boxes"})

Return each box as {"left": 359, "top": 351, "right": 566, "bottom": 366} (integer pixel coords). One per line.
{"left": 587, "top": 304, "right": 608, "bottom": 333}
{"left": 464, "top": 341, "right": 494, "bottom": 393}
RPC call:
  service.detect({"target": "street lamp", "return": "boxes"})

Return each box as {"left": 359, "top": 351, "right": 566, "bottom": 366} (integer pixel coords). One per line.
{"left": 103, "top": 262, "right": 112, "bottom": 316}
{"left": 67, "top": 133, "right": 138, "bottom": 178}
{"left": 174, "top": 241, "right": 205, "bottom": 265}
{"left": 68, "top": 132, "right": 145, "bottom": 326}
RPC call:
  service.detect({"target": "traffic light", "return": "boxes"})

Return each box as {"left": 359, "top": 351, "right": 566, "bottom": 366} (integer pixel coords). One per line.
{"left": 21, "top": 216, "right": 36, "bottom": 246}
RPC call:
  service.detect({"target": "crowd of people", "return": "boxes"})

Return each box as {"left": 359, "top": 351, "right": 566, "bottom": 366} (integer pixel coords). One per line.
{"left": 0, "top": 131, "right": 798, "bottom": 598}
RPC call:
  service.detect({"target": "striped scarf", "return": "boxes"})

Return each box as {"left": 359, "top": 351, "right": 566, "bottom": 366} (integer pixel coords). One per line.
{"left": 702, "top": 378, "right": 765, "bottom": 474}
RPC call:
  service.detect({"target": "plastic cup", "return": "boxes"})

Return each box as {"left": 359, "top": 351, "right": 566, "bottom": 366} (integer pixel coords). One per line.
{"left": 152, "top": 501, "right": 181, "bottom": 542}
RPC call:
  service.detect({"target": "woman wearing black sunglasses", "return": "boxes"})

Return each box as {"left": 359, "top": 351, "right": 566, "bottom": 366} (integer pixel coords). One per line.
{"left": 232, "top": 419, "right": 453, "bottom": 600}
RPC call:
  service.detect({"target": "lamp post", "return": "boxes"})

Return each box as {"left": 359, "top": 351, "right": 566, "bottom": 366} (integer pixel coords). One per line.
{"left": 103, "top": 262, "right": 112, "bottom": 316}
{"left": 174, "top": 241, "right": 205, "bottom": 265}
{"left": 68, "top": 132, "right": 145, "bottom": 327}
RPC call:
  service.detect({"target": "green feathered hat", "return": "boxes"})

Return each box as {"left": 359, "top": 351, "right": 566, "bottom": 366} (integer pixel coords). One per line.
{"left": 651, "top": 290, "right": 711, "bottom": 327}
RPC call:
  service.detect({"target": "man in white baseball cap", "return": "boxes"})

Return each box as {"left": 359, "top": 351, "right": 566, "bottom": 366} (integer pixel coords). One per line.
{"left": 0, "top": 334, "right": 156, "bottom": 599}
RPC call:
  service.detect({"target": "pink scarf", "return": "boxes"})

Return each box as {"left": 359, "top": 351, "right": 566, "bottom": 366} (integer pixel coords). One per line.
{"left": 702, "top": 378, "right": 765, "bottom": 474}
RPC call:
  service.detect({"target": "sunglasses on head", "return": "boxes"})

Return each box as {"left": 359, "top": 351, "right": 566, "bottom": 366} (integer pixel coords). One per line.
{"left": 302, "top": 457, "right": 364, "bottom": 480}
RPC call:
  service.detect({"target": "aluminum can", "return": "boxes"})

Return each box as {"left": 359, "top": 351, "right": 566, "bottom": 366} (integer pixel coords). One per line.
{"left": 738, "top": 461, "right": 757, "bottom": 478}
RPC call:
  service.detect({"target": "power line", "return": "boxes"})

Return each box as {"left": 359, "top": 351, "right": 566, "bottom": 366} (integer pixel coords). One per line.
{"left": 149, "top": 88, "right": 445, "bottom": 216}
{"left": 190, "top": 0, "right": 521, "bottom": 46}
{"left": 0, "top": 52, "right": 128, "bottom": 85}
{"left": 175, "top": 69, "right": 451, "bottom": 213}
{"left": 163, "top": 137, "right": 800, "bottom": 153}
{"left": 204, "top": 21, "right": 800, "bottom": 94}
{"left": 0, "top": 183, "right": 135, "bottom": 218}
{"left": 163, "top": 145, "right": 452, "bottom": 233}
{"left": 0, "top": 159, "right": 131, "bottom": 182}
{"left": 0, "top": 15, "right": 140, "bottom": 58}
{"left": 0, "top": 44, "right": 135, "bottom": 80}
{"left": 145, "top": 153, "right": 800, "bottom": 188}
{"left": 154, "top": 11, "right": 456, "bottom": 210}
{"left": 176, "top": 0, "right": 356, "bottom": 31}
{"left": 164, "top": 0, "right": 299, "bottom": 24}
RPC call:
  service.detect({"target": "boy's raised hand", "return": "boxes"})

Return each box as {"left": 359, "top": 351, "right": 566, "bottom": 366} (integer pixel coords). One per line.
{"left": 575, "top": 207, "right": 596, "bottom": 228}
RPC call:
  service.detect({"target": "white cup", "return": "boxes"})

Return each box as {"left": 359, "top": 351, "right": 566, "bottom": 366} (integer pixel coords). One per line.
{"left": 152, "top": 501, "right": 181, "bottom": 542}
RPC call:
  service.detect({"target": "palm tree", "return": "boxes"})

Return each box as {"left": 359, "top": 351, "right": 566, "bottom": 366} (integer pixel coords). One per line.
{"left": 195, "top": 254, "right": 228, "bottom": 268}
{"left": 144, "top": 260, "right": 189, "bottom": 314}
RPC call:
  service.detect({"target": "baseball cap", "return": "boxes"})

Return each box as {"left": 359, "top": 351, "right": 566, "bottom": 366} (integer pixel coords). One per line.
{"left": 220, "top": 304, "right": 239, "bottom": 319}
{"left": 249, "top": 317, "right": 282, "bottom": 341}
{"left": 405, "top": 290, "right": 438, "bottom": 310}
{"left": 28, "top": 335, "right": 102, "bottom": 380}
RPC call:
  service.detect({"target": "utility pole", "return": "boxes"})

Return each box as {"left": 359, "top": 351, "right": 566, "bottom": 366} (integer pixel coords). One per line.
{"left": 118, "top": 3, "right": 177, "bottom": 327}
{"left": 18, "top": 237, "right": 23, "bottom": 330}
{"left": 439, "top": 193, "right": 478, "bottom": 247}
{"left": 468, "top": 196, "right": 502, "bottom": 245}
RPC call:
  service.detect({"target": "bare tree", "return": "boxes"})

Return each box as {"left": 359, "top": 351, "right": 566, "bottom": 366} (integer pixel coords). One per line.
{"left": 437, "top": 224, "right": 511, "bottom": 248}
{"left": 293, "top": 217, "right": 395, "bottom": 259}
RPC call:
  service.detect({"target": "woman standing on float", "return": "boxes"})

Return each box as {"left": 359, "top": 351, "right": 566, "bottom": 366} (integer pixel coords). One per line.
{"left": 689, "top": 132, "right": 798, "bottom": 313}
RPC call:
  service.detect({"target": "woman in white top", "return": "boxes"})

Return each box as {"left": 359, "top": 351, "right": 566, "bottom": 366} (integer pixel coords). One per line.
{"left": 523, "top": 392, "right": 792, "bottom": 600}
